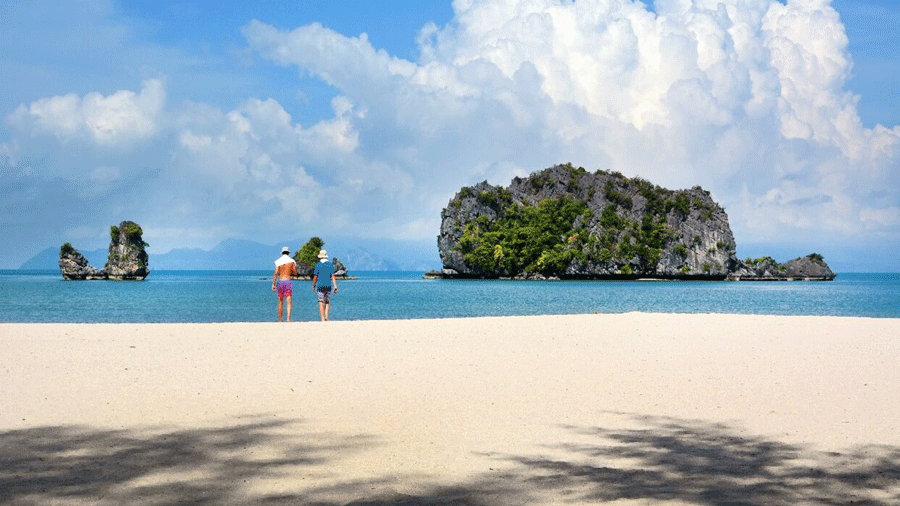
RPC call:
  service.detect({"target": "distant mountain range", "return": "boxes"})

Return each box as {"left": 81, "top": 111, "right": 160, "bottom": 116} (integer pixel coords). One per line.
{"left": 19, "top": 238, "right": 440, "bottom": 272}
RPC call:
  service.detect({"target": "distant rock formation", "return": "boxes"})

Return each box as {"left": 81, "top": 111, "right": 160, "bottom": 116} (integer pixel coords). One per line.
{"left": 436, "top": 164, "right": 834, "bottom": 281}
{"left": 59, "top": 243, "right": 107, "bottom": 280}
{"left": 59, "top": 221, "right": 149, "bottom": 280}
{"left": 288, "top": 237, "right": 354, "bottom": 280}
{"left": 105, "top": 221, "right": 150, "bottom": 280}
{"left": 727, "top": 254, "right": 835, "bottom": 281}
{"left": 293, "top": 257, "right": 353, "bottom": 280}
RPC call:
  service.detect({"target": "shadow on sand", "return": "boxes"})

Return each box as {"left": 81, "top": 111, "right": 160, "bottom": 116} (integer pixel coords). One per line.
{"left": 0, "top": 417, "right": 383, "bottom": 505}
{"left": 3, "top": 414, "right": 899, "bottom": 505}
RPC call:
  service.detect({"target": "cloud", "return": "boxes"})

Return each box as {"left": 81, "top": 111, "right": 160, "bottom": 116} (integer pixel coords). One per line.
{"left": 170, "top": 94, "right": 415, "bottom": 234}
{"left": 860, "top": 205, "right": 900, "bottom": 230}
{"left": 8, "top": 79, "right": 166, "bottom": 146}
{"left": 2, "top": 0, "right": 899, "bottom": 269}
{"left": 243, "top": 0, "right": 899, "bottom": 253}
{"left": 299, "top": 96, "right": 361, "bottom": 155}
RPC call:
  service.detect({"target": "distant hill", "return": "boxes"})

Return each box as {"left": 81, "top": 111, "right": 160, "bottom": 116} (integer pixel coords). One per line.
{"left": 20, "top": 247, "right": 107, "bottom": 270}
{"left": 339, "top": 248, "right": 402, "bottom": 271}
{"left": 21, "top": 238, "right": 440, "bottom": 271}
{"left": 152, "top": 239, "right": 275, "bottom": 270}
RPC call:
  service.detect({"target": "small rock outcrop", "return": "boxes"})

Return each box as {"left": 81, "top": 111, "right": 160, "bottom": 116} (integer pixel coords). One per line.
{"left": 59, "top": 243, "right": 106, "bottom": 280}
{"left": 59, "top": 221, "right": 149, "bottom": 280}
{"left": 105, "top": 221, "right": 150, "bottom": 280}
{"left": 727, "top": 254, "right": 836, "bottom": 281}
{"left": 293, "top": 257, "right": 352, "bottom": 280}
{"left": 289, "top": 237, "right": 354, "bottom": 280}
{"left": 436, "top": 164, "right": 834, "bottom": 281}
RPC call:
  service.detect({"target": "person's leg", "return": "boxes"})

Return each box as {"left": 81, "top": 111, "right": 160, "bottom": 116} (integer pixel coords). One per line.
{"left": 318, "top": 300, "right": 326, "bottom": 321}
{"left": 321, "top": 289, "right": 332, "bottom": 321}
{"left": 285, "top": 294, "right": 292, "bottom": 322}
{"left": 277, "top": 296, "right": 284, "bottom": 322}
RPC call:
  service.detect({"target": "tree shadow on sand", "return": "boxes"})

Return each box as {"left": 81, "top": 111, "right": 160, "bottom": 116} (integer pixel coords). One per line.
{"left": 3, "top": 414, "right": 899, "bottom": 505}
{"left": 345, "top": 414, "right": 900, "bottom": 506}
{"left": 500, "top": 415, "right": 900, "bottom": 505}
{"left": 0, "top": 417, "right": 384, "bottom": 505}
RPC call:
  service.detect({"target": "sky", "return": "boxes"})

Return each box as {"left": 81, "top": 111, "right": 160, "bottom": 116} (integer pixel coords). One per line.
{"left": 1, "top": 0, "right": 898, "bottom": 271}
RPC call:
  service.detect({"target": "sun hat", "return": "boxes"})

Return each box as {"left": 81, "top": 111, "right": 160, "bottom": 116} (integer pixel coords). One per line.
{"left": 281, "top": 246, "right": 290, "bottom": 254}
{"left": 317, "top": 249, "right": 328, "bottom": 259}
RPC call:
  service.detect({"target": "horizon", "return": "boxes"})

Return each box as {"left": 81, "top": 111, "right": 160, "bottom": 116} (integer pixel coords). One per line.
{"left": 2, "top": 0, "right": 898, "bottom": 271}
{"left": 16, "top": 235, "right": 442, "bottom": 272}
{"left": 14, "top": 236, "right": 898, "bottom": 274}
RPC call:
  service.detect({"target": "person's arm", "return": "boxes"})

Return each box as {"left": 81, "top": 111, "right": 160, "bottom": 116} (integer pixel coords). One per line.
{"left": 312, "top": 275, "right": 317, "bottom": 292}
{"left": 272, "top": 268, "right": 278, "bottom": 292}
{"left": 331, "top": 273, "right": 338, "bottom": 293}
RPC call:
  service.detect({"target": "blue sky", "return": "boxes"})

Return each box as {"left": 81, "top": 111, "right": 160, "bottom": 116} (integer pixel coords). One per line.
{"left": 2, "top": 0, "right": 898, "bottom": 271}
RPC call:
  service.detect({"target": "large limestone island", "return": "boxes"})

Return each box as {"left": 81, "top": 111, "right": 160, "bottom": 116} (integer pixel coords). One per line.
{"left": 434, "top": 164, "right": 835, "bottom": 281}
{"left": 59, "top": 221, "right": 150, "bottom": 280}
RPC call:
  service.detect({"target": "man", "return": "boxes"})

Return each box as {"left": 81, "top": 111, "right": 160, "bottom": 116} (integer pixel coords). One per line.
{"left": 272, "top": 246, "right": 299, "bottom": 322}
{"left": 312, "top": 249, "right": 338, "bottom": 321}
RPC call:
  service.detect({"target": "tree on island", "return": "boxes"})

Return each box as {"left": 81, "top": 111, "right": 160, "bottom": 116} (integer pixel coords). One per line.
{"left": 291, "top": 236, "right": 350, "bottom": 279}
{"left": 294, "top": 237, "right": 324, "bottom": 267}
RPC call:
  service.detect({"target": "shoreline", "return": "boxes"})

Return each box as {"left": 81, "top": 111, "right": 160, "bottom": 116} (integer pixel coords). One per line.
{"left": 4, "top": 308, "right": 900, "bottom": 324}
{"left": 3, "top": 313, "right": 900, "bottom": 504}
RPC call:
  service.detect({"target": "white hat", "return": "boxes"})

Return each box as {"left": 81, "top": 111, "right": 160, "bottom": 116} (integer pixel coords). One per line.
{"left": 281, "top": 246, "right": 290, "bottom": 253}
{"left": 317, "top": 249, "right": 328, "bottom": 259}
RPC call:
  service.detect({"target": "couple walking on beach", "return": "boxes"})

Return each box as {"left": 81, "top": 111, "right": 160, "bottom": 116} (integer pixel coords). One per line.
{"left": 272, "top": 246, "right": 338, "bottom": 322}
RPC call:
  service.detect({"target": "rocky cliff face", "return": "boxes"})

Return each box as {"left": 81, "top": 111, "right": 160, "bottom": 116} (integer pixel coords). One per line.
{"left": 727, "top": 254, "right": 835, "bottom": 281}
{"left": 59, "top": 221, "right": 149, "bottom": 280}
{"left": 437, "top": 164, "right": 833, "bottom": 280}
{"left": 59, "top": 244, "right": 107, "bottom": 280}
{"left": 105, "top": 221, "right": 149, "bottom": 280}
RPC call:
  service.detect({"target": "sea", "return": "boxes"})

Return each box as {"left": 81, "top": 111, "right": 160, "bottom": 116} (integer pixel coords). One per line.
{"left": 1, "top": 270, "right": 898, "bottom": 323}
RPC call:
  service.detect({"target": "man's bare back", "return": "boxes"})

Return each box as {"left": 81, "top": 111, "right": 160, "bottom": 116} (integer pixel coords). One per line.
{"left": 274, "top": 260, "right": 298, "bottom": 280}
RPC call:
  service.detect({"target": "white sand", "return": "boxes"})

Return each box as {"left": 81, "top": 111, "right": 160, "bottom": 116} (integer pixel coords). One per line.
{"left": 2, "top": 313, "right": 899, "bottom": 505}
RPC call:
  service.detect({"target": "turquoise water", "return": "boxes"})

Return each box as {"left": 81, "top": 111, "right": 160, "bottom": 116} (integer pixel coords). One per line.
{"left": 1, "top": 270, "right": 898, "bottom": 322}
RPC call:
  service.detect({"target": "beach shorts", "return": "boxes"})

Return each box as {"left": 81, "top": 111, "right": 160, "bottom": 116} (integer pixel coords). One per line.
{"left": 316, "top": 286, "right": 332, "bottom": 303}
{"left": 277, "top": 280, "right": 292, "bottom": 298}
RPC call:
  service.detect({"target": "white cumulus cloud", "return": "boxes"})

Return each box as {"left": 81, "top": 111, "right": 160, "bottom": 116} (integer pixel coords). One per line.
{"left": 243, "top": 0, "right": 899, "bottom": 257}
{"left": 8, "top": 79, "right": 165, "bottom": 146}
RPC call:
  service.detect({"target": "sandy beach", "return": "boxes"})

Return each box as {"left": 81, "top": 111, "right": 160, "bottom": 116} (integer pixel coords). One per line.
{"left": 2, "top": 313, "right": 900, "bottom": 505}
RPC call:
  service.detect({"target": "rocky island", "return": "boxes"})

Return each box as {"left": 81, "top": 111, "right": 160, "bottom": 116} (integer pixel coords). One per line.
{"left": 434, "top": 164, "right": 834, "bottom": 281}
{"left": 288, "top": 237, "right": 353, "bottom": 280}
{"left": 59, "top": 221, "right": 150, "bottom": 280}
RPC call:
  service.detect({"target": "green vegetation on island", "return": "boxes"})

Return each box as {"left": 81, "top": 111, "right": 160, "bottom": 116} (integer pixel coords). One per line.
{"left": 437, "top": 164, "right": 834, "bottom": 280}
{"left": 294, "top": 236, "right": 325, "bottom": 267}
{"left": 447, "top": 164, "right": 719, "bottom": 278}
{"left": 457, "top": 195, "right": 590, "bottom": 275}
{"left": 289, "top": 236, "right": 352, "bottom": 280}
{"left": 60, "top": 220, "right": 150, "bottom": 280}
